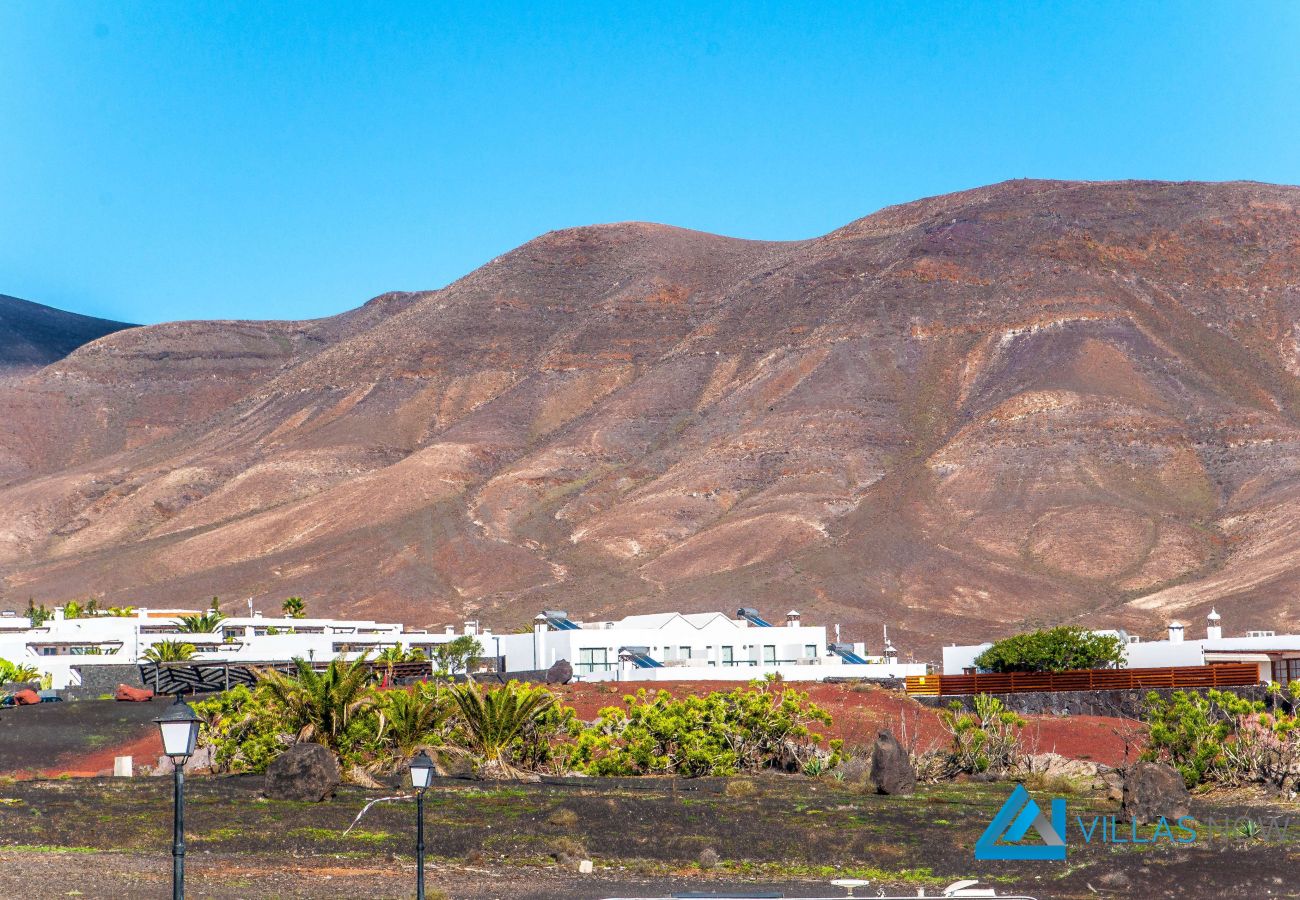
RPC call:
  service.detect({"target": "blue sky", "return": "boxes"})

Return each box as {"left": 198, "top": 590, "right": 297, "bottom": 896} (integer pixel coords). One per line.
{"left": 2, "top": 2, "right": 1298, "bottom": 325}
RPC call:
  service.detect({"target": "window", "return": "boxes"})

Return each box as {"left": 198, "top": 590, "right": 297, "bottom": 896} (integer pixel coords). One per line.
{"left": 679, "top": 645, "right": 692, "bottom": 660}
{"left": 721, "top": 646, "right": 735, "bottom": 667}
{"left": 763, "top": 645, "right": 777, "bottom": 665}
{"left": 805, "top": 644, "right": 817, "bottom": 658}
{"left": 578, "top": 648, "right": 610, "bottom": 674}
{"left": 1272, "top": 659, "right": 1300, "bottom": 685}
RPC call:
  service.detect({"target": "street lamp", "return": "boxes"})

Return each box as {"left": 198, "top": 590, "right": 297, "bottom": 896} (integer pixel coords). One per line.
{"left": 154, "top": 696, "right": 201, "bottom": 900}
{"left": 409, "top": 750, "right": 434, "bottom": 900}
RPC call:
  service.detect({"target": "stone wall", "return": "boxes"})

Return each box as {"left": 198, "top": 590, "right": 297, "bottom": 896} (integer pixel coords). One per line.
{"left": 66, "top": 664, "right": 146, "bottom": 700}
{"left": 915, "top": 683, "right": 1274, "bottom": 719}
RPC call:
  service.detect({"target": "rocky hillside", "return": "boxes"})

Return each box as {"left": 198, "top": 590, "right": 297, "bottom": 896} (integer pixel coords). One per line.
{"left": 3, "top": 180, "right": 1299, "bottom": 654}
{"left": 0, "top": 294, "right": 134, "bottom": 373}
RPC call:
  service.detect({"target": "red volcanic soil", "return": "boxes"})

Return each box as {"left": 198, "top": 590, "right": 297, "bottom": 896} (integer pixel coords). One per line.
{"left": 0, "top": 697, "right": 167, "bottom": 779}
{"left": 552, "top": 680, "right": 1146, "bottom": 767}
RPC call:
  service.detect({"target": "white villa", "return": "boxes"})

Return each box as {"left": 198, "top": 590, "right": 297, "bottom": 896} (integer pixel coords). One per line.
{"left": 941, "top": 609, "right": 1298, "bottom": 684}
{"left": 0, "top": 604, "right": 925, "bottom": 689}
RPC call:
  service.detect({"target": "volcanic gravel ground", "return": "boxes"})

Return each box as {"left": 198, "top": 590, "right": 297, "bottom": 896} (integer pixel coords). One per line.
{"left": 0, "top": 775, "right": 1298, "bottom": 898}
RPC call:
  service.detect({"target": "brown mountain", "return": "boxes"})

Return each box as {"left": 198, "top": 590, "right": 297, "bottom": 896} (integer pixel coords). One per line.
{"left": 0, "top": 294, "right": 135, "bottom": 374}
{"left": 3, "top": 179, "right": 1300, "bottom": 655}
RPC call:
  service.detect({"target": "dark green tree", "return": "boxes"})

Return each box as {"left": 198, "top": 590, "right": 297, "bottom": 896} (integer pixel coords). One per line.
{"left": 974, "top": 626, "right": 1126, "bottom": 673}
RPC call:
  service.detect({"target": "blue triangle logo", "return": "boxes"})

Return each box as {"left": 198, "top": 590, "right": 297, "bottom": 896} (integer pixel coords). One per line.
{"left": 975, "top": 784, "right": 1067, "bottom": 860}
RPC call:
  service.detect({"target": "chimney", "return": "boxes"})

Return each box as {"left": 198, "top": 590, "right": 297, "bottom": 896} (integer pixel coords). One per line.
{"left": 1168, "top": 621, "right": 1185, "bottom": 643}
{"left": 786, "top": 610, "right": 801, "bottom": 628}
{"left": 53, "top": 606, "right": 65, "bottom": 622}
{"left": 444, "top": 625, "right": 455, "bottom": 636}
{"left": 533, "top": 614, "right": 548, "bottom": 670}
{"left": 1206, "top": 609, "right": 1222, "bottom": 641}
{"left": 464, "top": 620, "right": 478, "bottom": 636}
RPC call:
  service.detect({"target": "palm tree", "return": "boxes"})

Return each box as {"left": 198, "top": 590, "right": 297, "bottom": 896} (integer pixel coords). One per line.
{"left": 0, "top": 660, "right": 41, "bottom": 684}
{"left": 449, "top": 681, "right": 556, "bottom": 777}
{"left": 143, "top": 640, "right": 198, "bottom": 662}
{"left": 376, "top": 684, "right": 451, "bottom": 763}
{"left": 176, "top": 611, "right": 225, "bottom": 633}
{"left": 256, "top": 655, "right": 377, "bottom": 751}
{"left": 374, "top": 645, "right": 426, "bottom": 683}
{"left": 281, "top": 596, "right": 306, "bottom": 618}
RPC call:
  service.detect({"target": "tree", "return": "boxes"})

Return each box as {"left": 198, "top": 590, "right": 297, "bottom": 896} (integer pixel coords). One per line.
{"left": 25, "top": 600, "right": 51, "bottom": 627}
{"left": 0, "top": 659, "right": 41, "bottom": 684}
{"left": 176, "top": 611, "right": 226, "bottom": 633}
{"left": 376, "top": 683, "right": 452, "bottom": 763}
{"left": 256, "top": 656, "right": 377, "bottom": 751}
{"left": 448, "top": 680, "right": 556, "bottom": 777}
{"left": 106, "top": 606, "right": 136, "bottom": 617}
{"left": 432, "top": 636, "right": 483, "bottom": 679}
{"left": 143, "top": 640, "right": 198, "bottom": 662}
{"left": 210, "top": 596, "right": 222, "bottom": 613}
{"left": 62, "top": 600, "right": 83, "bottom": 620}
{"left": 374, "top": 645, "right": 426, "bottom": 683}
{"left": 281, "top": 596, "right": 306, "bottom": 619}
{"left": 973, "top": 626, "right": 1126, "bottom": 674}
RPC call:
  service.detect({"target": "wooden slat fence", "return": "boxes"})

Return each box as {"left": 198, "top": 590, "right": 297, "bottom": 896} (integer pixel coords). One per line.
{"left": 905, "top": 663, "right": 1261, "bottom": 697}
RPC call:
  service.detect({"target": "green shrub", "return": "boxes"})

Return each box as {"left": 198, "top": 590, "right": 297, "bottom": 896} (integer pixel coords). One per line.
{"left": 568, "top": 682, "right": 841, "bottom": 777}
{"left": 1141, "top": 687, "right": 1300, "bottom": 789}
{"left": 939, "top": 693, "right": 1025, "bottom": 775}
{"left": 974, "top": 626, "right": 1125, "bottom": 673}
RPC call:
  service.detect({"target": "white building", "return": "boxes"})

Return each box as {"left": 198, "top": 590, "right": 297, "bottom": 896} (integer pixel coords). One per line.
{"left": 0, "top": 606, "right": 464, "bottom": 689}
{"left": 941, "top": 609, "right": 1297, "bottom": 684}
{"left": 488, "top": 608, "right": 926, "bottom": 683}
{"left": 0, "top": 604, "right": 924, "bottom": 689}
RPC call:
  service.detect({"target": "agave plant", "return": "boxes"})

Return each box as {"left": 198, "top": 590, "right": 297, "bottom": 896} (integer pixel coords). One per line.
{"left": 0, "top": 659, "right": 42, "bottom": 684}
{"left": 143, "top": 640, "right": 198, "bottom": 662}
{"left": 449, "top": 680, "right": 556, "bottom": 777}
{"left": 176, "top": 611, "right": 225, "bottom": 633}
{"left": 256, "top": 655, "right": 377, "bottom": 751}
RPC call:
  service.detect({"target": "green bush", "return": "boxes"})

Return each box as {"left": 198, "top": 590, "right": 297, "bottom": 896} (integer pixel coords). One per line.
{"left": 568, "top": 682, "right": 841, "bottom": 777}
{"left": 1141, "top": 686, "right": 1300, "bottom": 789}
{"left": 938, "top": 693, "right": 1025, "bottom": 775}
{"left": 974, "top": 626, "right": 1126, "bottom": 673}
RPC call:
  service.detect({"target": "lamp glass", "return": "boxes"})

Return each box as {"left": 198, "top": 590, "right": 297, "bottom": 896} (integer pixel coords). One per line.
{"left": 154, "top": 699, "right": 201, "bottom": 759}
{"left": 409, "top": 751, "right": 434, "bottom": 789}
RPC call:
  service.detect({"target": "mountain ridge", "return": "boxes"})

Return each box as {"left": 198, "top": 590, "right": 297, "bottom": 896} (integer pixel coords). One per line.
{"left": 4, "top": 178, "right": 1300, "bottom": 655}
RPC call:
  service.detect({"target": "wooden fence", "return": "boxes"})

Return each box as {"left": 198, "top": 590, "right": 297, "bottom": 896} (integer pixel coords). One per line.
{"left": 904, "top": 663, "right": 1261, "bottom": 697}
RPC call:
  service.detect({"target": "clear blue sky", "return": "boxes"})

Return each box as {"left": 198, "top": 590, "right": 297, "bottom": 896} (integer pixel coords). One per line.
{"left": 3, "top": 2, "right": 1298, "bottom": 325}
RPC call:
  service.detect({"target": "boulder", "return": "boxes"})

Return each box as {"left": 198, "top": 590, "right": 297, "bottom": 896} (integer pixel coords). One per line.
{"left": 152, "top": 744, "right": 214, "bottom": 776}
{"left": 264, "top": 743, "right": 341, "bottom": 802}
{"left": 115, "top": 684, "right": 154, "bottom": 702}
{"left": 837, "top": 755, "right": 871, "bottom": 786}
{"left": 1120, "top": 762, "right": 1191, "bottom": 825}
{"left": 869, "top": 729, "right": 916, "bottom": 795}
{"left": 12, "top": 689, "right": 39, "bottom": 706}
{"left": 545, "top": 659, "right": 573, "bottom": 685}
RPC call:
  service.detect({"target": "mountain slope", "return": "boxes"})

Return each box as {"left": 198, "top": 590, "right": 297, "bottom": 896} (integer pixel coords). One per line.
{"left": 0, "top": 294, "right": 135, "bottom": 372}
{"left": 3, "top": 181, "right": 1300, "bottom": 654}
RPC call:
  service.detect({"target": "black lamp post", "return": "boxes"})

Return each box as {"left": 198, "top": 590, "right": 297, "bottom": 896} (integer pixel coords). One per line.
{"left": 154, "top": 696, "right": 201, "bottom": 900}
{"left": 409, "top": 749, "right": 434, "bottom": 900}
